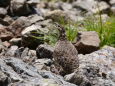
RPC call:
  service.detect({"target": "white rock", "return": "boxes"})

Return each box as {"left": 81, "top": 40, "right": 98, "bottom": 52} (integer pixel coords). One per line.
{"left": 21, "top": 25, "right": 41, "bottom": 35}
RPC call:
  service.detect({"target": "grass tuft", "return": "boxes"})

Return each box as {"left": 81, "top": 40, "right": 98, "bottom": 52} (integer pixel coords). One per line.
{"left": 83, "top": 15, "right": 115, "bottom": 47}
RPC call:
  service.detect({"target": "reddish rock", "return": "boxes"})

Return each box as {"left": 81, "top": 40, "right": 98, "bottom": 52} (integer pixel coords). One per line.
{"left": 3, "top": 41, "right": 11, "bottom": 48}
{"left": 0, "top": 25, "right": 13, "bottom": 41}
{"left": 9, "top": 16, "right": 31, "bottom": 37}
{"left": 74, "top": 31, "right": 100, "bottom": 54}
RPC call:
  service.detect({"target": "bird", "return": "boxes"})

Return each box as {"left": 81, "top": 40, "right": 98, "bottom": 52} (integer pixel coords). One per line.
{"left": 52, "top": 22, "right": 79, "bottom": 76}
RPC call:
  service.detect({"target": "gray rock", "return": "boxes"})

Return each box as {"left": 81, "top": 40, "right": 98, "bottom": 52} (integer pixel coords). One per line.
{"left": 21, "top": 47, "right": 29, "bottom": 58}
{"left": 28, "top": 50, "right": 36, "bottom": 57}
{"left": 0, "top": 8, "right": 7, "bottom": 18}
{"left": 65, "top": 46, "right": 115, "bottom": 86}
{"left": 20, "top": 48, "right": 37, "bottom": 63}
{"left": 60, "top": 3, "right": 72, "bottom": 11}
{"left": 0, "top": 71, "right": 8, "bottom": 86}
{"left": 0, "top": 58, "right": 23, "bottom": 82}
{"left": 48, "top": 1, "right": 63, "bottom": 10}
{"left": 38, "top": 70, "right": 77, "bottom": 86}
{"left": 36, "top": 44, "right": 54, "bottom": 59}
{"left": 27, "top": 0, "right": 44, "bottom": 16}
{"left": 75, "top": 31, "right": 100, "bottom": 54}
{"left": 34, "top": 59, "right": 53, "bottom": 70}
{"left": 0, "top": 52, "right": 77, "bottom": 86}
{"left": 73, "top": 0, "right": 110, "bottom": 14}
{"left": 4, "top": 57, "right": 42, "bottom": 78}
{"left": 9, "top": 77, "right": 77, "bottom": 86}
{"left": 35, "top": 19, "right": 52, "bottom": 27}
{"left": 69, "top": 15, "right": 84, "bottom": 22}
{"left": 109, "top": 71, "right": 115, "bottom": 82}
{"left": 5, "top": 45, "right": 18, "bottom": 56}
{"left": 8, "top": 78, "right": 60, "bottom": 86}
{"left": 45, "top": 10, "right": 72, "bottom": 24}
{"left": 9, "top": 0, "right": 32, "bottom": 16}
{"left": 28, "top": 14, "right": 44, "bottom": 24}
{"left": 64, "top": 8, "right": 84, "bottom": 22}
{"left": 14, "top": 47, "right": 25, "bottom": 57}
{"left": 0, "top": 57, "right": 77, "bottom": 86}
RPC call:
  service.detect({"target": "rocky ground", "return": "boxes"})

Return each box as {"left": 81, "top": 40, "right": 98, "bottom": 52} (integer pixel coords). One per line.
{"left": 0, "top": 0, "right": 115, "bottom": 86}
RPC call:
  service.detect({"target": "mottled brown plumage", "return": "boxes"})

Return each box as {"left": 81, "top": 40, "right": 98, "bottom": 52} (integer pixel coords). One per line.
{"left": 53, "top": 23, "right": 79, "bottom": 75}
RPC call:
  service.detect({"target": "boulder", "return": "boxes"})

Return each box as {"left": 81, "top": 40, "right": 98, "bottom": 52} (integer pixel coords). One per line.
{"left": 74, "top": 31, "right": 100, "bottom": 54}
{"left": 36, "top": 44, "right": 54, "bottom": 59}
{"left": 65, "top": 46, "right": 115, "bottom": 86}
